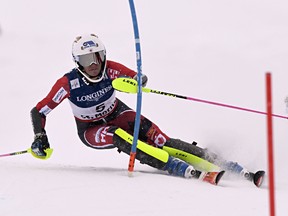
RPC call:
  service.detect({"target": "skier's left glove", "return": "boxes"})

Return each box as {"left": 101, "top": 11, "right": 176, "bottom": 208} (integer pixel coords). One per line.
{"left": 133, "top": 74, "right": 148, "bottom": 87}
{"left": 31, "top": 133, "right": 50, "bottom": 158}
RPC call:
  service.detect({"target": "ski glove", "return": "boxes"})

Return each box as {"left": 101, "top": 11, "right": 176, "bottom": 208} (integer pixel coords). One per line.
{"left": 133, "top": 74, "right": 148, "bottom": 87}
{"left": 31, "top": 133, "right": 50, "bottom": 157}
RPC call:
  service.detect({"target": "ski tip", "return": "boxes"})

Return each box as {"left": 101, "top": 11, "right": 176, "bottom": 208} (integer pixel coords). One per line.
{"left": 215, "top": 170, "right": 225, "bottom": 185}
{"left": 253, "top": 170, "right": 265, "bottom": 188}
{"left": 200, "top": 170, "right": 225, "bottom": 185}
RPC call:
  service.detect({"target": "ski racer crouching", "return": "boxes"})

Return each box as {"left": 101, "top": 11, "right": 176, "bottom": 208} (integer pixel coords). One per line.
{"left": 30, "top": 34, "right": 264, "bottom": 186}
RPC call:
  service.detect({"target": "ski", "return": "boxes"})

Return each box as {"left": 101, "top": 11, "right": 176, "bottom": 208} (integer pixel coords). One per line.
{"left": 190, "top": 170, "right": 225, "bottom": 185}
{"left": 200, "top": 170, "right": 225, "bottom": 185}
{"left": 252, "top": 170, "right": 265, "bottom": 187}
{"left": 244, "top": 170, "right": 265, "bottom": 187}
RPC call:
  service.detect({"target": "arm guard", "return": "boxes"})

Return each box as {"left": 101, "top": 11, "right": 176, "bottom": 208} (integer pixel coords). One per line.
{"left": 30, "top": 107, "right": 46, "bottom": 135}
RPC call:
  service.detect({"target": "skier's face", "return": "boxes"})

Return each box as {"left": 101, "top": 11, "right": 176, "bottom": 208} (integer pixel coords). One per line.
{"left": 83, "top": 62, "right": 102, "bottom": 78}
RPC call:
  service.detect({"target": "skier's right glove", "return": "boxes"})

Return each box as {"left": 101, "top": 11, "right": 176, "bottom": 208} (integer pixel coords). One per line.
{"left": 133, "top": 74, "right": 148, "bottom": 87}
{"left": 31, "top": 133, "right": 50, "bottom": 158}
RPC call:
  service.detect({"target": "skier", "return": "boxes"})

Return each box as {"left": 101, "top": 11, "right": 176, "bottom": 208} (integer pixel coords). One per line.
{"left": 30, "top": 34, "right": 264, "bottom": 186}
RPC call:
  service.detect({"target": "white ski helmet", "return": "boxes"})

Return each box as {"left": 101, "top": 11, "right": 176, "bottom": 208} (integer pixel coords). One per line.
{"left": 72, "top": 34, "right": 107, "bottom": 83}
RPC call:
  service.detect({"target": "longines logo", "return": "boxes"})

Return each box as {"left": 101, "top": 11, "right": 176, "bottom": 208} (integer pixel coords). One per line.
{"left": 76, "top": 85, "right": 113, "bottom": 102}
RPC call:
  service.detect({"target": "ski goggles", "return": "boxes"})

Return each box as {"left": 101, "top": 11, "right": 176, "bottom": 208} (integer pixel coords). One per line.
{"left": 78, "top": 51, "right": 105, "bottom": 67}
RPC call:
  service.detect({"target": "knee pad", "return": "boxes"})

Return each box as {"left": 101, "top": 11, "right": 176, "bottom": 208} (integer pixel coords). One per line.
{"left": 139, "top": 118, "right": 168, "bottom": 147}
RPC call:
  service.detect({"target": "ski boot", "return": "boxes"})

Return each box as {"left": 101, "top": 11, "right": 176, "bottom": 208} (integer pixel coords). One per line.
{"left": 225, "top": 161, "right": 265, "bottom": 187}
{"left": 241, "top": 170, "right": 265, "bottom": 187}
{"left": 165, "top": 156, "right": 225, "bottom": 185}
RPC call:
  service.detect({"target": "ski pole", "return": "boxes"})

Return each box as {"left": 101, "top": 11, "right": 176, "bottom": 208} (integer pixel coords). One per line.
{"left": 112, "top": 78, "right": 288, "bottom": 120}
{"left": 0, "top": 149, "right": 30, "bottom": 158}
{"left": 0, "top": 148, "right": 53, "bottom": 160}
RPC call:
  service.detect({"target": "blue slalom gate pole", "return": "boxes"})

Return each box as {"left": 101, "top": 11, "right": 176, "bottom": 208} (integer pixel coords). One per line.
{"left": 128, "top": 0, "right": 143, "bottom": 175}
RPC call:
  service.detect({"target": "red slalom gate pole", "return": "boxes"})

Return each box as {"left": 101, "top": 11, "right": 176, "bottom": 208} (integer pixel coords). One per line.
{"left": 266, "top": 72, "right": 275, "bottom": 216}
